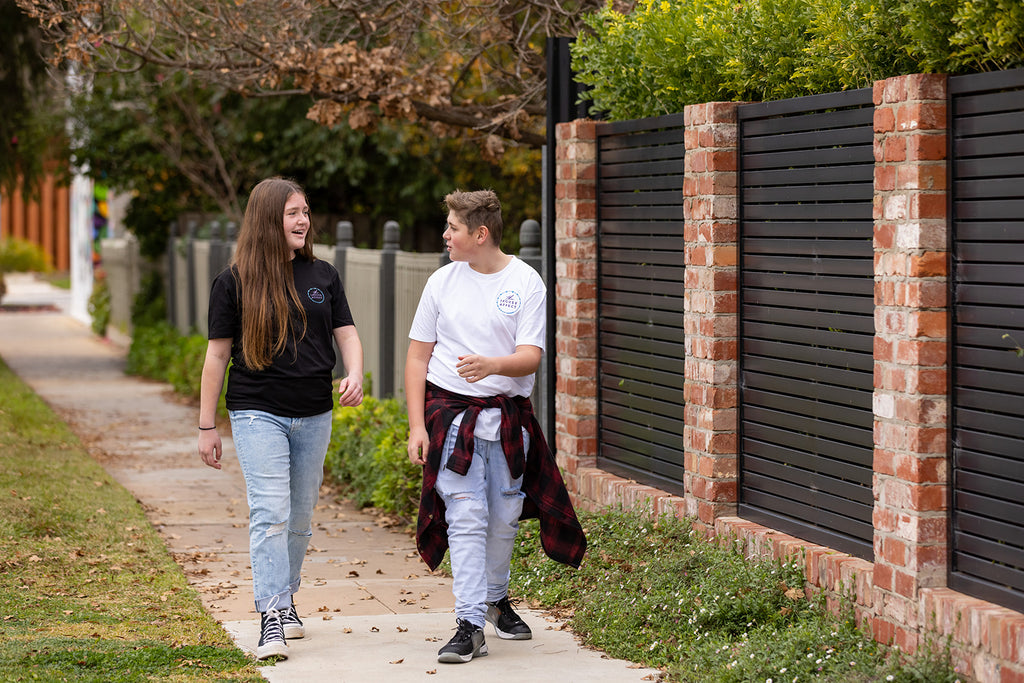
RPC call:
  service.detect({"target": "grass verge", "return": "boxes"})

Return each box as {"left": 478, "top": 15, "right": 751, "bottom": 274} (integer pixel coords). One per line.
{"left": 511, "top": 510, "right": 962, "bottom": 683}
{"left": 0, "top": 357, "right": 263, "bottom": 682}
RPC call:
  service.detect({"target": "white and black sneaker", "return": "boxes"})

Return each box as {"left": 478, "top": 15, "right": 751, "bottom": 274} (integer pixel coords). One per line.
{"left": 256, "top": 608, "right": 289, "bottom": 660}
{"left": 282, "top": 604, "right": 305, "bottom": 639}
{"left": 437, "top": 618, "right": 488, "bottom": 663}
{"left": 485, "top": 596, "right": 533, "bottom": 640}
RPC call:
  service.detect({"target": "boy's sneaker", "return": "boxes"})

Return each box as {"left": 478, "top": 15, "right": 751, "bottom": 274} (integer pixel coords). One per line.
{"left": 256, "top": 608, "right": 289, "bottom": 660}
{"left": 437, "top": 619, "right": 488, "bottom": 663}
{"left": 282, "top": 604, "right": 305, "bottom": 639}
{"left": 485, "top": 596, "right": 532, "bottom": 640}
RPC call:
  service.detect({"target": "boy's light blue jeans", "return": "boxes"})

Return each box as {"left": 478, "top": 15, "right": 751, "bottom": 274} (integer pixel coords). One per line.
{"left": 436, "top": 420, "right": 529, "bottom": 628}
{"left": 229, "top": 408, "right": 333, "bottom": 613}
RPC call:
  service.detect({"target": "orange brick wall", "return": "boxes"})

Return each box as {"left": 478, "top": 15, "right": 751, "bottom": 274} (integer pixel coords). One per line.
{"left": 682, "top": 102, "right": 741, "bottom": 529}
{"left": 871, "top": 72, "right": 951, "bottom": 654}
{"left": 553, "top": 74, "right": 1024, "bottom": 681}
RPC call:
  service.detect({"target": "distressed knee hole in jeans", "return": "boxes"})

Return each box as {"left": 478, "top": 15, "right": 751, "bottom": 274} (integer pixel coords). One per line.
{"left": 501, "top": 486, "right": 523, "bottom": 498}
{"left": 265, "top": 521, "right": 286, "bottom": 537}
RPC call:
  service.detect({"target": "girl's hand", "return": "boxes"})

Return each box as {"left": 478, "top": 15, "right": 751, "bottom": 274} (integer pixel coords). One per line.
{"left": 199, "top": 430, "right": 223, "bottom": 470}
{"left": 337, "top": 375, "right": 364, "bottom": 407}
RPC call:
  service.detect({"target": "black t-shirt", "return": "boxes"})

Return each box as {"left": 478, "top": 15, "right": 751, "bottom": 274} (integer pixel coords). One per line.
{"left": 208, "top": 255, "right": 355, "bottom": 417}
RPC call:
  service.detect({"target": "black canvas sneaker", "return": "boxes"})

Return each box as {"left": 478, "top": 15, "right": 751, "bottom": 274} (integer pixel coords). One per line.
{"left": 256, "top": 608, "right": 289, "bottom": 660}
{"left": 485, "top": 596, "right": 533, "bottom": 640}
{"left": 282, "top": 604, "right": 305, "bottom": 639}
{"left": 437, "top": 618, "right": 488, "bottom": 663}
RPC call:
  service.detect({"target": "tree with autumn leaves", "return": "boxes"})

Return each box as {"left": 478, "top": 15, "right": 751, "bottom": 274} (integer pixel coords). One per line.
{"left": 17, "top": 0, "right": 607, "bottom": 156}
{"left": 13, "top": 0, "right": 610, "bottom": 257}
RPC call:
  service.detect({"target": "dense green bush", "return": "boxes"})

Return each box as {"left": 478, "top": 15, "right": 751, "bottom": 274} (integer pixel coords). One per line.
{"left": 87, "top": 276, "right": 111, "bottom": 337}
{"left": 0, "top": 238, "right": 50, "bottom": 274}
{"left": 130, "top": 271, "right": 168, "bottom": 329}
{"left": 125, "top": 322, "right": 208, "bottom": 398}
{"left": 324, "top": 391, "right": 419, "bottom": 522}
{"left": 573, "top": 0, "right": 1024, "bottom": 120}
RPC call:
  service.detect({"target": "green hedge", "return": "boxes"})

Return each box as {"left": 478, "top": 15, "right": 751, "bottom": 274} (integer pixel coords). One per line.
{"left": 0, "top": 238, "right": 50, "bottom": 274}
{"left": 126, "top": 322, "right": 209, "bottom": 398}
{"left": 573, "top": 0, "right": 1024, "bottom": 121}
{"left": 325, "top": 393, "right": 419, "bottom": 523}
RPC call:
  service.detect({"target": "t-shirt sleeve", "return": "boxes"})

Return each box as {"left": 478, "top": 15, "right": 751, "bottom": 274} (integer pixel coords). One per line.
{"left": 208, "top": 269, "right": 239, "bottom": 340}
{"left": 516, "top": 270, "right": 546, "bottom": 350}
{"left": 328, "top": 265, "right": 355, "bottom": 329}
{"left": 408, "top": 274, "right": 439, "bottom": 343}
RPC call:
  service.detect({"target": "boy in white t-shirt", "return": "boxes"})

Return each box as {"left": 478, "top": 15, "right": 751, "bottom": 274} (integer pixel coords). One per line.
{"left": 405, "top": 190, "right": 585, "bottom": 664}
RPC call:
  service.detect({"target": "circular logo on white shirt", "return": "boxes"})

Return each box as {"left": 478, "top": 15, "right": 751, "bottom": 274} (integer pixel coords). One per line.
{"left": 496, "top": 289, "right": 521, "bottom": 315}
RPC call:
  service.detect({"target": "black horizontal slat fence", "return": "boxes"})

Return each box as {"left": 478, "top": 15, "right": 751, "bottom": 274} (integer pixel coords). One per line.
{"left": 737, "top": 89, "right": 876, "bottom": 559}
{"left": 949, "top": 67, "right": 1024, "bottom": 614}
{"left": 596, "top": 113, "right": 686, "bottom": 495}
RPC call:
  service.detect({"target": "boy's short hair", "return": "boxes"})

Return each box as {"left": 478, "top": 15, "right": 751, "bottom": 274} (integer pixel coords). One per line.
{"left": 443, "top": 189, "right": 503, "bottom": 246}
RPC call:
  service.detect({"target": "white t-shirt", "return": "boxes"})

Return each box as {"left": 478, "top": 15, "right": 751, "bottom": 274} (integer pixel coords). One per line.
{"left": 408, "top": 256, "right": 546, "bottom": 440}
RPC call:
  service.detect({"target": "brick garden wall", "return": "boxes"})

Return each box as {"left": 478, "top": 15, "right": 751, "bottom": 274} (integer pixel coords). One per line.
{"left": 553, "top": 74, "right": 1024, "bottom": 681}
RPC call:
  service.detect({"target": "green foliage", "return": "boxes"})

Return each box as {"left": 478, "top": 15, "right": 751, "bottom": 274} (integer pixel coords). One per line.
{"left": 895, "top": 0, "right": 961, "bottom": 73}
{"left": 125, "top": 323, "right": 208, "bottom": 399}
{"left": 948, "top": 0, "right": 1024, "bottom": 72}
{"left": 0, "top": 238, "right": 50, "bottom": 274}
{"left": 511, "top": 508, "right": 960, "bottom": 682}
{"left": 87, "top": 277, "right": 111, "bottom": 337}
{"left": 0, "top": 358, "right": 262, "bottom": 681}
{"left": 573, "top": 0, "right": 1024, "bottom": 120}
{"left": 324, "top": 391, "right": 419, "bottom": 522}
{"left": 0, "top": 4, "right": 68, "bottom": 198}
{"left": 71, "top": 68, "right": 542, "bottom": 258}
{"left": 130, "top": 271, "right": 168, "bottom": 329}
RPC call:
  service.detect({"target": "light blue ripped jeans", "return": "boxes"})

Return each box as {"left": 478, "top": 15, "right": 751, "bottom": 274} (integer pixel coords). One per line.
{"left": 436, "top": 420, "right": 529, "bottom": 628}
{"left": 229, "top": 408, "right": 333, "bottom": 613}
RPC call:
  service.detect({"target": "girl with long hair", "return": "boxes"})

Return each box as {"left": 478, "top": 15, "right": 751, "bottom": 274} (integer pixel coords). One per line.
{"left": 197, "top": 177, "right": 363, "bottom": 660}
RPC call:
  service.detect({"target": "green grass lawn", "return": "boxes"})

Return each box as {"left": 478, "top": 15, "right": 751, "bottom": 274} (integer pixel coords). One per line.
{"left": 0, "top": 357, "right": 263, "bottom": 682}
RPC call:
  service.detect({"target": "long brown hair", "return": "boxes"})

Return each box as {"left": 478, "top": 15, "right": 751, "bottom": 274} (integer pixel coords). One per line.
{"left": 232, "top": 177, "right": 316, "bottom": 370}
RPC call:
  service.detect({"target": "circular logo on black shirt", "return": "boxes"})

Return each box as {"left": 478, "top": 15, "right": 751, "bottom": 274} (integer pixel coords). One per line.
{"left": 307, "top": 287, "right": 325, "bottom": 304}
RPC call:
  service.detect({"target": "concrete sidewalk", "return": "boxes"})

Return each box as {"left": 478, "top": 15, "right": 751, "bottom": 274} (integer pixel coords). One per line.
{"left": 0, "top": 273, "right": 660, "bottom": 682}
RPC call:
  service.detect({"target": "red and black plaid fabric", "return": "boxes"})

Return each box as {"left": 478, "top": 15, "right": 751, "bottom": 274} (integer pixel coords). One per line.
{"left": 415, "top": 381, "right": 587, "bottom": 571}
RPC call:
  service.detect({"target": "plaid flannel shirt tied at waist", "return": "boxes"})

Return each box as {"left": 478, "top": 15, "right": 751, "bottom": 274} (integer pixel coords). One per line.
{"left": 415, "top": 381, "right": 587, "bottom": 571}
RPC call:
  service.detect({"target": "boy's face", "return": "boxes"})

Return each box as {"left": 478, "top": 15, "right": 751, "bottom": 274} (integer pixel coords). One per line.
{"left": 442, "top": 211, "right": 481, "bottom": 262}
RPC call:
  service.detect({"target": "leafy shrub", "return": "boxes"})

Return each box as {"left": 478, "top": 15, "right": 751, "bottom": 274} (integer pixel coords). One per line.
{"left": 572, "top": 0, "right": 1024, "bottom": 121}
{"left": 947, "top": 0, "right": 1024, "bottom": 72}
{"left": 87, "top": 276, "right": 111, "bottom": 337}
{"left": 126, "top": 322, "right": 207, "bottom": 398}
{"left": 324, "top": 391, "right": 419, "bottom": 522}
{"left": 130, "top": 271, "right": 167, "bottom": 329}
{"left": 0, "top": 238, "right": 50, "bottom": 273}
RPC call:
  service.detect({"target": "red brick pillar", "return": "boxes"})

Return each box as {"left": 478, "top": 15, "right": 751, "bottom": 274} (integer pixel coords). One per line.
{"left": 683, "top": 103, "right": 741, "bottom": 529}
{"left": 871, "top": 74, "right": 949, "bottom": 652}
{"left": 554, "top": 120, "right": 600, "bottom": 496}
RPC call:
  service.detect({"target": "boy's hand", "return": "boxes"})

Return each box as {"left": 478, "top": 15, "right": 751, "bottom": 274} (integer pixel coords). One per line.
{"left": 408, "top": 426, "right": 428, "bottom": 465}
{"left": 455, "top": 354, "right": 494, "bottom": 383}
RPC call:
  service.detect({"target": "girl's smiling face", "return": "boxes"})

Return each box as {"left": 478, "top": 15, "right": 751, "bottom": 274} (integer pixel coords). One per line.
{"left": 283, "top": 192, "right": 310, "bottom": 255}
